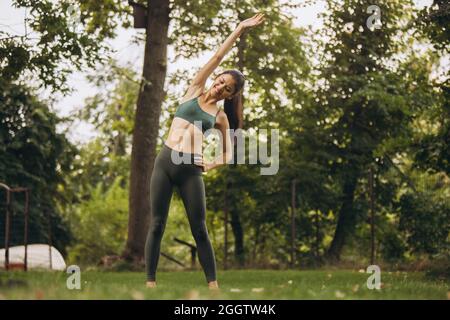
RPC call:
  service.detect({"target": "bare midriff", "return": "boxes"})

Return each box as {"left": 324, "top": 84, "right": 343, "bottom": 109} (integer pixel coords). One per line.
{"left": 164, "top": 94, "right": 218, "bottom": 155}
{"left": 164, "top": 117, "right": 206, "bottom": 155}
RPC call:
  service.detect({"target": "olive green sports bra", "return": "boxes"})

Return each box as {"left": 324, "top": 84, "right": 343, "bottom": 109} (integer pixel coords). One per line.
{"left": 174, "top": 95, "right": 220, "bottom": 134}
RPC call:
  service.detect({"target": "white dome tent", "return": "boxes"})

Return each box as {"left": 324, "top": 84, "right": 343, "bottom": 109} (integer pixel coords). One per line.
{"left": 0, "top": 244, "right": 66, "bottom": 271}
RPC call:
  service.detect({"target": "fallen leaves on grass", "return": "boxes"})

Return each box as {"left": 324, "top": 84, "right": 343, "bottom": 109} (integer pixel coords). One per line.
{"left": 35, "top": 290, "right": 44, "bottom": 300}
{"left": 184, "top": 289, "right": 200, "bottom": 299}
{"left": 131, "top": 290, "right": 144, "bottom": 300}
{"left": 380, "top": 282, "right": 391, "bottom": 289}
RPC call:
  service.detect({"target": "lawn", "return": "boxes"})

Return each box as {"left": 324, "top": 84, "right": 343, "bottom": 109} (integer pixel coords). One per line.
{"left": 0, "top": 269, "right": 447, "bottom": 300}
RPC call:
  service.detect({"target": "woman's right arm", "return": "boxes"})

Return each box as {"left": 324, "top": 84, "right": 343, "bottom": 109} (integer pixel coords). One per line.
{"left": 189, "top": 13, "right": 265, "bottom": 89}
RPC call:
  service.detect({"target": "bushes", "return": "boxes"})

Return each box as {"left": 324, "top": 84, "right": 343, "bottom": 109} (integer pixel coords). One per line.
{"left": 66, "top": 177, "right": 128, "bottom": 266}
{"left": 398, "top": 191, "right": 449, "bottom": 256}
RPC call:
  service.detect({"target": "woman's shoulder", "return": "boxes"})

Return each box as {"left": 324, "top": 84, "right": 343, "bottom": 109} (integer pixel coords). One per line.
{"left": 180, "top": 84, "right": 204, "bottom": 104}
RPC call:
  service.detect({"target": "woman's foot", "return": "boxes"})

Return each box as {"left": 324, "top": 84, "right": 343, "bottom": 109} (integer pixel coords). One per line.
{"left": 146, "top": 281, "right": 157, "bottom": 288}
{"left": 208, "top": 280, "right": 219, "bottom": 290}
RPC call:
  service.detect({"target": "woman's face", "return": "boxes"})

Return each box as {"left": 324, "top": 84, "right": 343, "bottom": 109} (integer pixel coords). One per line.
{"left": 210, "top": 73, "right": 236, "bottom": 100}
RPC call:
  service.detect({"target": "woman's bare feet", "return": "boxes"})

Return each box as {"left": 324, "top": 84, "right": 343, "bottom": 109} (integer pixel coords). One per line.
{"left": 146, "top": 281, "right": 157, "bottom": 288}
{"left": 208, "top": 280, "right": 219, "bottom": 290}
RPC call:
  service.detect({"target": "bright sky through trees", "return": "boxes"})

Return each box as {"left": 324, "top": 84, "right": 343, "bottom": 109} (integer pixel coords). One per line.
{"left": 0, "top": 0, "right": 434, "bottom": 143}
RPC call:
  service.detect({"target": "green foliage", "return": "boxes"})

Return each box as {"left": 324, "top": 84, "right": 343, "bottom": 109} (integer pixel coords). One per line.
{"left": 411, "top": 81, "right": 449, "bottom": 174}
{"left": 2, "top": 0, "right": 448, "bottom": 271}
{"left": 194, "top": 0, "right": 312, "bottom": 267}
{"left": 397, "top": 191, "right": 449, "bottom": 256}
{"left": 66, "top": 177, "right": 128, "bottom": 265}
{"left": 59, "top": 62, "right": 139, "bottom": 264}
{"left": 0, "top": 80, "right": 75, "bottom": 253}
{"left": 415, "top": 0, "right": 450, "bottom": 53}
{"left": 286, "top": 0, "right": 449, "bottom": 262}
{"left": 1, "top": 0, "right": 130, "bottom": 92}
{"left": 170, "top": 0, "right": 223, "bottom": 57}
{"left": 60, "top": 60, "right": 137, "bottom": 209}
{"left": 379, "top": 230, "right": 408, "bottom": 263}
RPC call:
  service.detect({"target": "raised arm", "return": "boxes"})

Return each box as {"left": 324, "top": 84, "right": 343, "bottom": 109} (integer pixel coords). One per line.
{"left": 190, "top": 13, "right": 265, "bottom": 88}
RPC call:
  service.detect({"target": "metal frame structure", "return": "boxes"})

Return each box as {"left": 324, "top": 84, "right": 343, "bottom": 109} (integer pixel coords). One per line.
{"left": 0, "top": 182, "right": 29, "bottom": 271}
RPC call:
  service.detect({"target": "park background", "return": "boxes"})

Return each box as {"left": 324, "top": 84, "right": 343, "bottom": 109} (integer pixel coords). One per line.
{"left": 0, "top": 0, "right": 448, "bottom": 299}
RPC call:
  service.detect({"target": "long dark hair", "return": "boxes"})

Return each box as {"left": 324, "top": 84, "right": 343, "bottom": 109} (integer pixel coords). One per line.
{"left": 217, "top": 69, "right": 245, "bottom": 131}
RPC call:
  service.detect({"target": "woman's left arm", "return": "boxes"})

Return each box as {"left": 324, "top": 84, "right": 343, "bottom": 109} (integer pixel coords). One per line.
{"left": 195, "top": 111, "right": 233, "bottom": 172}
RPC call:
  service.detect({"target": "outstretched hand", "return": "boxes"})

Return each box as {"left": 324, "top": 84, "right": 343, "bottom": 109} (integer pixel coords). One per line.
{"left": 239, "top": 13, "right": 265, "bottom": 30}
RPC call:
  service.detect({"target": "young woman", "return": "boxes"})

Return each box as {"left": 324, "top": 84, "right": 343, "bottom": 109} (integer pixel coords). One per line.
{"left": 145, "top": 13, "right": 265, "bottom": 290}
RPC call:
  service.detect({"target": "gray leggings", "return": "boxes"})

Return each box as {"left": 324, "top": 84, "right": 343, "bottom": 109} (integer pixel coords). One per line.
{"left": 145, "top": 143, "right": 217, "bottom": 283}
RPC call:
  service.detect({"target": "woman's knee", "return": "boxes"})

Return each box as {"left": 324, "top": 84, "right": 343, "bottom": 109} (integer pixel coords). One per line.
{"left": 149, "top": 220, "right": 166, "bottom": 238}
{"left": 191, "top": 224, "right": 209, "bottom": 242}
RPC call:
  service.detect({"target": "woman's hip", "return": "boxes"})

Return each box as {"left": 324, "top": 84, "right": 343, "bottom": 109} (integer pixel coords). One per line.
{"left": 155, "top": 143, "right": 203, "bottom": 180}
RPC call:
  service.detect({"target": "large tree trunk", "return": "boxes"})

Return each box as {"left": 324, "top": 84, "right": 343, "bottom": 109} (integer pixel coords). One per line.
{"left": 122, "top": 0, "right": 170, "bottom": 263}
{"left": 325, "top": 173, "right": 359, "bottom": 262}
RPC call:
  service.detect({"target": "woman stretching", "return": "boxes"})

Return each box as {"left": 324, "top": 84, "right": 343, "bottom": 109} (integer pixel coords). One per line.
{"left": 145, "top": 13, "right": 265, "bottom": 290}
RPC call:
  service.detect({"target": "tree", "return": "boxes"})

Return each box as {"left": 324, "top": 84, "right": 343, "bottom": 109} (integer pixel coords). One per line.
{"left": 0, "top": 0, "right": 132, "bottom": 258}
{"left": 412, "top": 0, "right": 449, "bottom": 174}
{"left": 58, "top": 60, "right": 138, "bottom": 201}
{"left": 0, "top": 0, "right": 130, "bottom": 92}
{"left": 123, "top": 0, "right": 171, "bottom": 262}
{"left": 300, "top": 0, "right": 434, "bottom": 261}
{"left": 415, "top": 0, "right": 450, "bottom": 53}
{"left": 0, "top": 79, "right": 75, "bottom": 253}
{"left": 122, "top": 0, "right": 230, "bottom": 262}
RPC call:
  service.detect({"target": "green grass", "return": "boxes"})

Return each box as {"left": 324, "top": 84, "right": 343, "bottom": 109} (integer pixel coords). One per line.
{"left": 0, "top": 269, "right": 448, "bottom": 300}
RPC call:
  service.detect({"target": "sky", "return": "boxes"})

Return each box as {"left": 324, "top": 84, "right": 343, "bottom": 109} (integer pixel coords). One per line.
{"left": 0, "top": 0, "right": 434, "bottom": 144}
